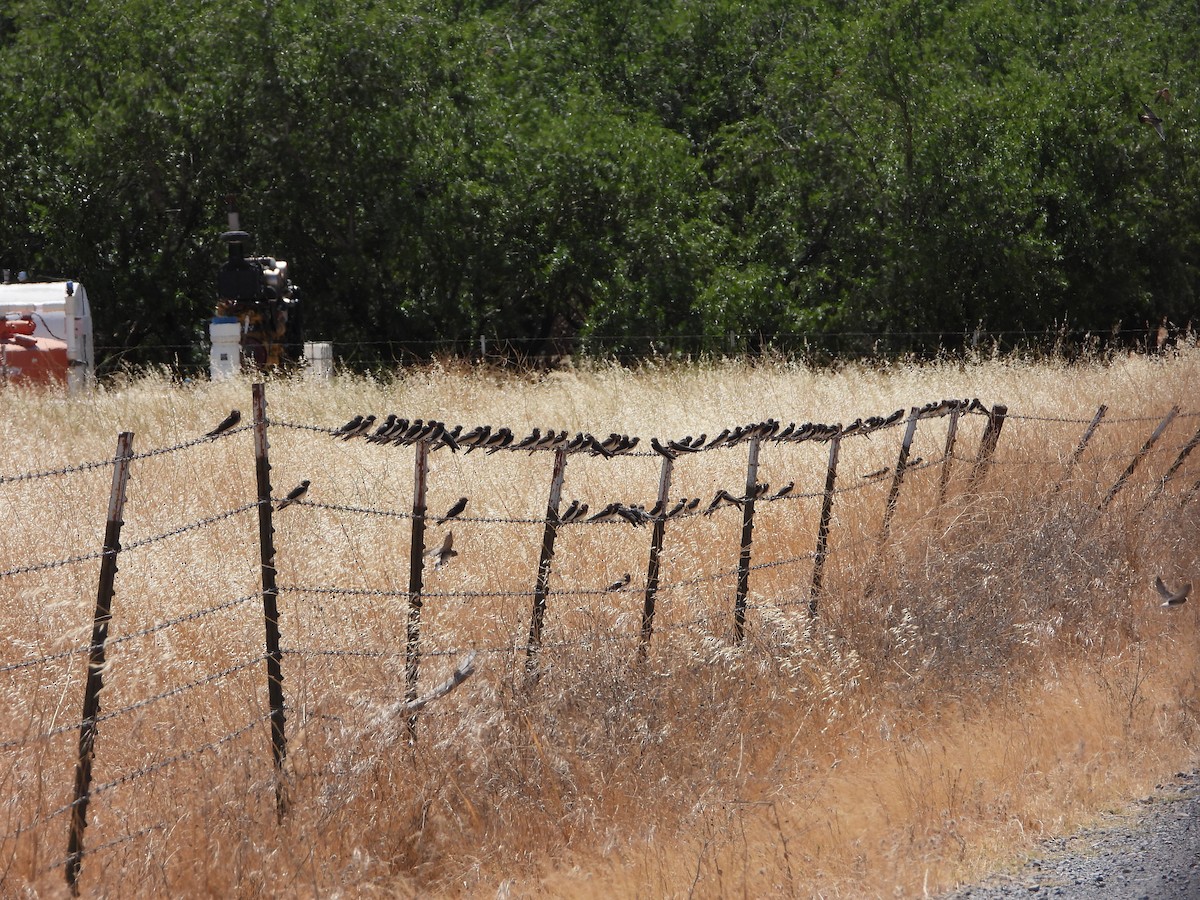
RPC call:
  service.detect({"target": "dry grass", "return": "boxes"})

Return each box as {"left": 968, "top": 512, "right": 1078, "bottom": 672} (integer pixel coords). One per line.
{"left": 2, "top": 349, "right": 1200, "bottom": 898}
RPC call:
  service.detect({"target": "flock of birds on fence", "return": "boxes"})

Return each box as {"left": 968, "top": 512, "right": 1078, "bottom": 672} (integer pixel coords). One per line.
{"left": 199, "top": 397, "right": 993, "bottom": 534}
{"left": 324, "top": 397, "right": 990, "bottom": 458}
{"left": 198, "top": 396, "right": 1194, "bottom": 606}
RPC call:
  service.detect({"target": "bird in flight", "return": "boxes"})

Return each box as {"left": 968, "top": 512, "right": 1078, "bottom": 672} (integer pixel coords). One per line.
{"left": 276, "top": 479, "right": 310, "bottom": 510}
{"left": 426, "top": 531, "right": 458, "bottom": 569}
{"left": 205, "top": 409, "right": 241, "bottom": 438}
{"left": 1139, "top": 102, "right": 1165, "bottom": 141}
{"left": 437, "top": 497, "right": 468, "bottom": 524}
{"left": 1156, "top": 576, "right": 1190, "bottom": 607}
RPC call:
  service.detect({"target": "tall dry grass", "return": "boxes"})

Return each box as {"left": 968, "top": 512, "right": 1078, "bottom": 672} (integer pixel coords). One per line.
{"left": 2, "top": 350, "right": 1199, "bottom": 898}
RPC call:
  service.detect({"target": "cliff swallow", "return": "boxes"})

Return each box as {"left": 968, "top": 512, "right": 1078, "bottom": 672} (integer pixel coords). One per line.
{"left": 1156, "top": 576, "right": 1190, "bottom": 607}
{"left": 438, "top": 424, "right": 462, "bottom": 451}
{"left": 276, "top": 479, "right": 310, "bottom": 510}
{"left": 341, "top": 414, "right": 376, "bottom": 440}
{"left": 205, "top": 409, "right": 242, "bottom": 439}
{"left": 1140, "top": 102, "right": 1165, "bottom": 140}
{"left": 587, "top": 503, "right": 621, "bottom": 523}
{"left": 768, "top": 481, "right": 794, "bottom": 500}
{"left": 333, "top": 414, "right": 364, "bottom": 438}
{"left": 704, "top": 489, "right": 743, "bottom": 516}
{"left": 651, "top": 437, "right": 678, "bottom": 460}
{"left": 426, "top": 531, "right": 458, "bottom": 569}
{"left": 606, "top": 573, "right": 632, "bottom": 592}
{"left": 367, "top": 414, "right": 398, "bottom": 441}
{"left": 437, "top": 497, "right": 468, "bottom": 524}
{"left": 459, "top": 425, "right": 491, "bottom": 450}
{"left": 514, "top": 428, "right": 542, "bottom": 451}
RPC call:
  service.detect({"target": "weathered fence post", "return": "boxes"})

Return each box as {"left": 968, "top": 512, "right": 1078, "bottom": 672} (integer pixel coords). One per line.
{"left": 405, "top": 439, "right": 430, "bottom": 741}
{"left": 934, "top": 405, "right": 963, "bottom": 509}
{"left": 526, "top": 446, "right": 569, "bottom": 675}
{"left": 252, "top": 382, "right": 288, "bottom": 819}
{"left": 809, "top": 434, "right": 842, "bottom": 617}
{"left": 967, "top": 404, "right": 1008, "bottom": 490}
{"left": 1143, "top": 418, "right": 1200, "bottom": 508}
{"left": 879, "top": 408, "right": 920, "bottom": 547}
{"left": 1051, "top": 404, "right": 1107, "bottom": 496}
{"left": 1100, "top": 405, "right": 1179, "bottom": 510}
{"left": 65, "top": 431, "right": 133, "bottom": 895}
{"left": 639, "top": 454, "right": 674, "bottom": 655}
{"left": 733, "top": 436, "right": 761, "bottom": 644}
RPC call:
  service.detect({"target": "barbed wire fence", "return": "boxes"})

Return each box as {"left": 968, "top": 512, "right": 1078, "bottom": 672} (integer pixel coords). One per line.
{"left": 1, "top": 384, "right": 1198, "bottom": 894}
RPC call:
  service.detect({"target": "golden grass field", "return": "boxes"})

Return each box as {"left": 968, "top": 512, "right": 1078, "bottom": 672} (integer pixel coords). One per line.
{"left": 2, "top": 349, "right": 1200, "bottom": 898}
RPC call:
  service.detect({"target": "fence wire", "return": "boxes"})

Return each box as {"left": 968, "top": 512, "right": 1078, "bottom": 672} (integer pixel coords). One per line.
{"left": 5, "top": 392, "right": 1200, "bottom": 891}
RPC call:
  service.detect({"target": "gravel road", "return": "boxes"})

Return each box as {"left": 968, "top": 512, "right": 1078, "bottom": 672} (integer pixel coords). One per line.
{"left": 941, "top": 770, "right": 1200, "bottom": 899}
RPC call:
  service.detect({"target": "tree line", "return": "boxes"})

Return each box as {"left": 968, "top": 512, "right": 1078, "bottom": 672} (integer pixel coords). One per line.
{"left": 1, "top": 0, "right": 1195, "bottom": 369}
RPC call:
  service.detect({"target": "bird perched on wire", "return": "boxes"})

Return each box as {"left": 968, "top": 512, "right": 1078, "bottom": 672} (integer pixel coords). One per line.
{"left": 276, "top": 479, "right": 310, "bottom": 510}
{"left": 337, "top": 414, "right": 375, "bottom": 440}
{"left": 426, "top": 531, "right": 458, "bottom": 569}
{"left": 704, "top": 489, "right": 742, "bottom": 516}
{"left": 437, "top": 496, "right": 468, "bottom": 524}
{"left": 205, "top": 409, "right": 242, "bottom": 439}
{"left": 1156, "top": 576, "right": 1190, "bottom": 607}
{"left": 650, "top": 437, "right": 678, "bottom": 460}
{"left": 606, "top": 573, "right": 632, "bottom": 592}
{"left": 769, "top": 481, "right": 795, "bottom": 501}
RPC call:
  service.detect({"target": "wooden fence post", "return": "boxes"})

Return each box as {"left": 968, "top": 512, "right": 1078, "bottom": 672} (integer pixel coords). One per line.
{"left": 733, "top": 436, "right": 761, "bottom": 644}
{"left": 1051, "top": 404, "right": 1107, "bottom": 496}
{"left": 1143, "top": 419, "right": 1200, "bottom": 508}
{"left": 252, "top": 382, "right": 288, "bottom": 819}
{"left": 809, "top": 434, "right": 841, "bottom": 617}
{"left": 65, "top": 431, "right": 133, "bottom": 895}
{"left": 934, "top": 406, "right": 962, "bottom": 509}
{"left": 639, "top": 454, "right": 674, "bottom": 655}
{"left": 526, "top": 447, "right": 569, "bottom": 675}
{"left": 879, "top": 408, "right": 920, "bottom": 547}
{"left": 405, "top": 440, "right": 430, "bottom": 741}
{"left": 1100, "top": 406, "right": 1179, "bottom": 510}
{"left": 967, "top": 404, "right": 1008, "bottom": 490}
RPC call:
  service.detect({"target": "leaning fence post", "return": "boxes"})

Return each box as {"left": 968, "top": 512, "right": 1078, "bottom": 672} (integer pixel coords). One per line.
{"left": 809, "top": 434, "right": 842, "bottom": 617}
{"left": 65, "top": 431, "right": 133, "bottom": 895}
{"left": 639, "top": 454, "right": 674, "bottom": 655}
{"left": 526, "top": 446, "right": 569, "bottom": 675}
{"left": 251, "top": 382, "right": 288, "bottom": 819}
{"left": 405, "top": 439, "right": 430, "bottom": 741}
{"left": 1100, "top": 405, "right": 1179, "bottom": 510}
{"left": 879, "top": 408, "right": 920, "bottom": 547}
{"left": 967, "top": 404, "right": 1008, "bottom": 490}
{"left": 934, "top": 405, "right": 963, "bottom": 509}
{"left": 1051, "top": 404, "right": 1107, "bottom": 496}
{"left": 733, "top": 436, "right": 761, "bottom": 644}
{"left": 1143, "top": 418, "right": 1200, "bottom": 508}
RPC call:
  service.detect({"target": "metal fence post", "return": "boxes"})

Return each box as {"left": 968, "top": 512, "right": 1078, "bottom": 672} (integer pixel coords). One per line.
{"left": 65, "top": 431, "right": 133, "bottom": 895}
{"left": 252, "top": 382, "right": 288, "bottom": 819}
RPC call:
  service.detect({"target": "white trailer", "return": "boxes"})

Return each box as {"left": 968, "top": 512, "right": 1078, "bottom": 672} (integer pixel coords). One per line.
{"left": 0, "top": 279, "right": 96, "bottom": 391}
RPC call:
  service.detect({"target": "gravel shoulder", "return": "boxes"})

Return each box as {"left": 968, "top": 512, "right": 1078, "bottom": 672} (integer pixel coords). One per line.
{"left": 940, "top": 770, "right": 1200, "bottom": 899}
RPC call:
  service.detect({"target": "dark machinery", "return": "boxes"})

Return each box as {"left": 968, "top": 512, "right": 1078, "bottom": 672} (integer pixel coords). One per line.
{"left": 215, "top": 208, "right": 302, "bottom": 369}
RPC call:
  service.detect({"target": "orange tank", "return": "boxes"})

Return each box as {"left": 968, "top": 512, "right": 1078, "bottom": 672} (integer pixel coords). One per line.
{"left": 1, "top": 316, "right": 69, "bottom": 385}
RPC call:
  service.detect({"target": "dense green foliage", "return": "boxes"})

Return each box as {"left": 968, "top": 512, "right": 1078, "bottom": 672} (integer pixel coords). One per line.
{"left": 1, "top": 0, "right": 1196, "bottom": 367}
